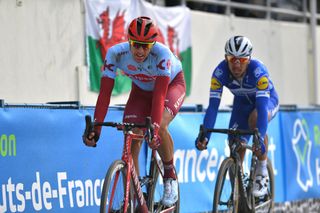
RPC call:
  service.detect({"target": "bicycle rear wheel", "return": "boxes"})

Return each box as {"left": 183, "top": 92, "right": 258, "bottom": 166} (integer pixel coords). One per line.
{"left": 147, "top": 154, "right": 180, "bottom": 213}
{"left": 212, "top": 157, "right": 240, "bottom": 213}
{"left": 100, "top": 160, "right": 134, "bottom": 213}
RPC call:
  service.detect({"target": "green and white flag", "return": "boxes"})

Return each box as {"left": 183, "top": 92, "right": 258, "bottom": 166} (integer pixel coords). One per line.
{"left": 85, "top": 0, "right": 192, "bottom": 95}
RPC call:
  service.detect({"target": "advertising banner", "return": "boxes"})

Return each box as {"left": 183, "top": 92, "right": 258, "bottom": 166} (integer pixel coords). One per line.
{"left": 280, "top": 111, "right": 320, "bottom": 201}
{"left": 1, "top": 107, "right": 320, "bottom": 212}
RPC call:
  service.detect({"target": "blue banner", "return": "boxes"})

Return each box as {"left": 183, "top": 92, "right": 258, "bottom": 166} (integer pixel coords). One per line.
{"left": 1, "top": 107, "right": 320, "bottom": 212}
{"left": 279, "top": 111, "right": 320, "bottom": 201}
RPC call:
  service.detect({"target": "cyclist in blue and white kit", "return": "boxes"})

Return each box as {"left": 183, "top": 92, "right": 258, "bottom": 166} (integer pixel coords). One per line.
{"left": 84, "top": 16, "right": 185, "bottom": 208}
{"left": 195, "top": 36, "right": 279, "bottom": 197}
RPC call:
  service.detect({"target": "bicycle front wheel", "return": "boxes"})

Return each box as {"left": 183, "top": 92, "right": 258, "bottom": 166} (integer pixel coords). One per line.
{"left": 147, "top": 155, "right": 180, "bottom": 212}
{"left": 213, "top": 157, "right": 240, "bottom": 213}
{"left": 267, "top": 159, "right": 275, "bottom": 212}
{"left": 100, "top": 160, "right": 134, "bottom": 213}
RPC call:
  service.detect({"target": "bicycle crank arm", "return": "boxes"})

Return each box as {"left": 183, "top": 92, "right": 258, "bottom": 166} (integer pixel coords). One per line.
{"left": 159, "top": 205, "right": 176, "bottom": 213}
{"left": 153, "top": 204, "right": 176, "bottom": 213}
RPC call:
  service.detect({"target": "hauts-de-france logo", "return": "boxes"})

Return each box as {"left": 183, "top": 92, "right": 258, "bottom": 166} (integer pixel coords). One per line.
{"left": 291, "top": 118, "right": 313, "bottom": 192}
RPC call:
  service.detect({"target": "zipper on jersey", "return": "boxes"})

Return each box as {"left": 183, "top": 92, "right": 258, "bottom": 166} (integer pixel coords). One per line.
{"left": 238, "top": 77, "right": 253, "bottom": 105}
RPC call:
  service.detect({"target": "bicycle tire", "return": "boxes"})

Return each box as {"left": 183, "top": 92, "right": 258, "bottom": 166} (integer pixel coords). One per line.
{"left": 100, "top": 160, "right": 134, "bottom": 213}
{"left": 147, "top": 155, "right": 180, "bottom": 213}
{"left": 266, "top": 159, "right": 275, "bottom": 212}
{"left": 212, "top": 157, "right": 240, "bottom": 213}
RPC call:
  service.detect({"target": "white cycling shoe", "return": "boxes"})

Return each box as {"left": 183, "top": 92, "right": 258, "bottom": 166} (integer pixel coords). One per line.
{"left": 161, "top": 178, "right": 178, "bottom": 207}
{"left": 253, "top": 175, "right": 269, "bottom": 197}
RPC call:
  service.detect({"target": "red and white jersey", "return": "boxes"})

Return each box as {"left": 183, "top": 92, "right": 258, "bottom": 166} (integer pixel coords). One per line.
{"left": 102, "top": 41, "right": 183, "bottom": 91}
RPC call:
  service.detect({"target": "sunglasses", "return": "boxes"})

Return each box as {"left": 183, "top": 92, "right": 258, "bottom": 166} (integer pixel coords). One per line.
{"left": 129, "top": 39, "right": 155, "bottom": 50}
{"left": 226, "top": 55, "right": 250, "bottom": 64}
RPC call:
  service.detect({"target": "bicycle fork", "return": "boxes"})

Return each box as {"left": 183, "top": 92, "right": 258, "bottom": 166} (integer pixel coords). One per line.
{"left": 233, "top": 152, "right": 250, "bottom": 211}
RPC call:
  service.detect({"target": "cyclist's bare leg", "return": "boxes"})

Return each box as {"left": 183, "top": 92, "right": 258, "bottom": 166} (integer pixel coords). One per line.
{"left": 157, "top": 110, "right": 174, "bottom": 162}
{"left": 131, "top": 110, "right": 174, "bottom": 177}
{"left": 157, "top": 110, "right": 177, "bottom": 179}
{"left": 131, "top": 129, "right": 144, "bottom": 175}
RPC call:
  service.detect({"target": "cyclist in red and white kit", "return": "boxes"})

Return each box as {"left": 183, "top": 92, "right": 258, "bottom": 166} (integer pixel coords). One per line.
{"left": 83, "top": 16, "right": 185, "bottom": 207}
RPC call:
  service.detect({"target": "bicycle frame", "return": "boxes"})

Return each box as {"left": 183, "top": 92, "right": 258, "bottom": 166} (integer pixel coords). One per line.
{"left": 118, "top": 130, "right": 146, "bottom": 212}
{"left": 228, "top": 136, "right": 258, "bottom": 204}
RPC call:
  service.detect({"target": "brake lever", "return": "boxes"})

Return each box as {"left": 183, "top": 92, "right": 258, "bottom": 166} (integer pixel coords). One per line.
{"left": 145, "top": 117, "right": 154, "bottom": 143}
{"left": 84, "top": 115, "right": 97, "bottom": 147}
{"left": 198, "top": 125, "right": 206, "bottom": 141}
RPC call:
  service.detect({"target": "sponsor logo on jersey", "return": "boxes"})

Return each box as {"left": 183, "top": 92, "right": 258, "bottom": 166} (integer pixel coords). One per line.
{"left": 103, "top": 60, "right": 114, "bottom": 72}
{"left": 166, "top": 59, "right": 171, "bottom": 70}
{"left": 254, "top": 67, "right": 262, "bottom": 78}
{"left": 157, "top": 59, "right": 166, "bottom": 70}
{"left": 211, "top": 77, "right": 221, "bottom": 90}
{"left": 127, "top": 64, "right": 137, "bottom": 71}
{"left": 257, "top": 76, "right": 269, "bottom": 90}
{"left": 215, "top": 68, "right": 223, "bottom": 78}
{"left": 125, "top": 73, "right": 155, "bottom": 82}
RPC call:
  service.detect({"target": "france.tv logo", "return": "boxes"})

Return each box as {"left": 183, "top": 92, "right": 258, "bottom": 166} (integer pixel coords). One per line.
{"left": 291, "top": 119, "right": 313, "bottom": 192}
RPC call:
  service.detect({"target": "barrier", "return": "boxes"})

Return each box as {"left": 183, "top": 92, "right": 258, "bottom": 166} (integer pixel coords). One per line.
{"left": 0, "top": 105, "right": 320, "bottom": 212}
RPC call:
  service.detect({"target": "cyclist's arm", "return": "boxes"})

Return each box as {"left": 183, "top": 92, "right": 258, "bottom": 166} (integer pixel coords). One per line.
{"left": 255, "top": 75, "right": 271, "bottom": 139}
{"left": 202, "top": 72, "right": 223, "bottom": 141}
{"left": 151, "top": 76, "right": 170, "bottom": 132}
{"left": 93, "top": 76, "right": 114, "bottom": 136}
{"left": 256, "top": 93, "right": 269, "bottom": 139}
{"left": 203, "top": 96, "right": 221, "bottom": 140}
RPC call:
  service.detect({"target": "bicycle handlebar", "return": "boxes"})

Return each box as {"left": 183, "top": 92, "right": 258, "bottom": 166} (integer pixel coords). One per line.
{"left": 84, "top": 115, "right": 154, "bottom": 143}
{"left": 200, "top": 124, "right": 258, "bottom": 136}
{"left": 198, "top": 124, "right": 260, "bottom": 144}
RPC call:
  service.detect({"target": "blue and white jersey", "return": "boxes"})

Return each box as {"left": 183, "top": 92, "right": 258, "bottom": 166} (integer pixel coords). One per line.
{"left": 210, "top": 59, "right": 277, "bottom": 104}
{"left": 102, "top": 42, "right": 182, "bottom": 91}
{"left": 203, "top": 58, "right": 279, "bottom": 141}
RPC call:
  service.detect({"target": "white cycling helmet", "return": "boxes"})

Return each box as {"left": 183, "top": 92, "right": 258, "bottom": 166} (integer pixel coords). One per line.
{"left": 225, "top": 36, "right": 253, "bottom": 57}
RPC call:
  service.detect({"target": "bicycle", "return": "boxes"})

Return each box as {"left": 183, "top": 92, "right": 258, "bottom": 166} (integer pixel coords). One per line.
{"left": 198, "top": 125, "right": 274, "bottom": 213}
{"left": 84, "top": 115, "right": 180, "bottom": 213}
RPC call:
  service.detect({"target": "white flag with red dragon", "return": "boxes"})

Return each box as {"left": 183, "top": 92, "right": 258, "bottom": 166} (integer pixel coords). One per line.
{"left": 85, "top": 0, "right": 192, "bottom": 96}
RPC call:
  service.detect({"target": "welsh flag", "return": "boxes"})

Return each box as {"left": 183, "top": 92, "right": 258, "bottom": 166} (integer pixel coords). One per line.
{"left": 85, "top": 0, "right": 192, "bottom": 96}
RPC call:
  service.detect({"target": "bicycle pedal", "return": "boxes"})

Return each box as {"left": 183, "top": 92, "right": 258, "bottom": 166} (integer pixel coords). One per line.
{"left": 161, "top": 201, "right": 177, "bottom": 208}
{"left": 255, "top": 194, "right": 268, "bottom": 204}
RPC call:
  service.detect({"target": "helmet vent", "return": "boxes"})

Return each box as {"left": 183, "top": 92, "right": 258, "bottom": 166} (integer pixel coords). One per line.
{"left": 234, "top": 36, "right": 242, "bottom": 50}
{"left": 137, "top": 19, "right": 142, "bottom": 36}
{"left": 144, "top": 22, "right": 152, "bottom": 36}
{"left": 128, "top": 29, "right": 134, "bottom": 38}
{"left": 148, "top": 33, "right": 158, "bottom": 40}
